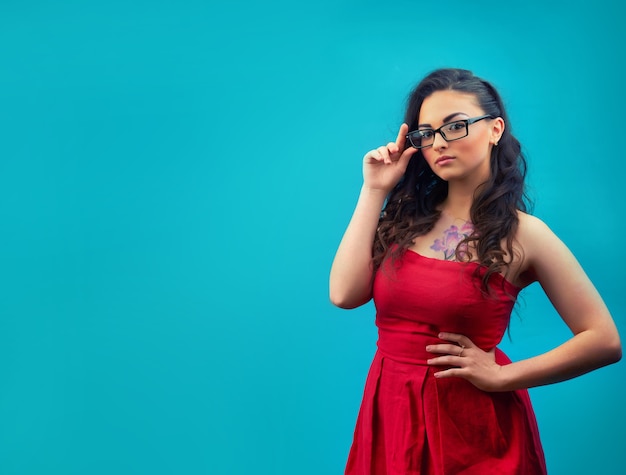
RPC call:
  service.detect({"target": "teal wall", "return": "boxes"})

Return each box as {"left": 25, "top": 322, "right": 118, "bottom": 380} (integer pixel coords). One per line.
{"left": 0, "top": 1, "right": 623, "bottom": 473}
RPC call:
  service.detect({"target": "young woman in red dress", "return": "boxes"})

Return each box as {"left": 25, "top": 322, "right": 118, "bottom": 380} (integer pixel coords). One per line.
{"left": 330, "top": 68, "right": 621, "bottom": 474}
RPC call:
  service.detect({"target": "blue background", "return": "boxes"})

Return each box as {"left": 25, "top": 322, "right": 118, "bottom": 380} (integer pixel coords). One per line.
{"left": 0, "top": 1, "right": 624, "bottom": 473}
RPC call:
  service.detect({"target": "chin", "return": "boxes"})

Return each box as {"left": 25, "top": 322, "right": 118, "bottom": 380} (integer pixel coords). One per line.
{"left": 433, "top": 171, "right": 455, "bottom": 182}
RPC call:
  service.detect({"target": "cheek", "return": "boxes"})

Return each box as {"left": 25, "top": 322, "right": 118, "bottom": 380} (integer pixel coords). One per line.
{"left": 456, "top": 136, "right": 488, "bottom": 156}
{"left": 421, "top": 148, "right": 436, "bottom": 164}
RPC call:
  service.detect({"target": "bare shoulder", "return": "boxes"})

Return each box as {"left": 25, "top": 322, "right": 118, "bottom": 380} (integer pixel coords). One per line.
{"left": 515, "top": 211, "right": 554, "bottom": 250}
{"left": 514, "top": 211, "right": 580, "bottom": 286}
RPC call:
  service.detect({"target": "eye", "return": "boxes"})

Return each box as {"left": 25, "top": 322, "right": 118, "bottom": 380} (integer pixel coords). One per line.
{"left": 418, "top": 129, "right": 434, "bottom": 139}
{"left": 444, "top": 121, "right": 466, "bottom": 132}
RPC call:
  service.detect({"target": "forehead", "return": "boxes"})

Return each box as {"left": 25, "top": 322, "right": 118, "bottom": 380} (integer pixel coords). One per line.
{"left": 418, "top": 90, "right": 482, "bottom": 124}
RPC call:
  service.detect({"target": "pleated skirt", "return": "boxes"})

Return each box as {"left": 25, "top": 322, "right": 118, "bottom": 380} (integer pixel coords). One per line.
{"left": 345, "top": 350, "right": 547, "bottom": 475}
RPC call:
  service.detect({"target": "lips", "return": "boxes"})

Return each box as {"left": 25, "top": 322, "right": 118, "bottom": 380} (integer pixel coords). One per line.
{"left": 435, "top": 155, "right": 454, "bottom": 165}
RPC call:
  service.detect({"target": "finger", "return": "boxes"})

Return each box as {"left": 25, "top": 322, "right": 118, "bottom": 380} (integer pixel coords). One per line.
{"left": 433, "top": 368, "right": 463, "bottom": 379}
{"left": 386, "top": 142, "right": 399, "bottom": 157}
{"left": 376, "top": 146, "right": 391, "bottom": 164}
{"left": 426, "top": 344, "right": 465, "bottom": 355}
{"left": 427, "top": 355, "right": 464, "bottom": 366}
{"left": 438, "top": 332, "right": 472, "bottom": 347}
{"left": 364, "top": 149, "right": 384, "bottom": 163}
{"left": 395, "top": 123, "right": 409, "bottom": 150}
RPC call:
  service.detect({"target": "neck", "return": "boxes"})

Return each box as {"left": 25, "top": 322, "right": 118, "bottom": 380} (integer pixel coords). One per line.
{"left": 441, "top": 185, "right": 476, "bottom": 222}
{"left": 442, "top": 160, "right": 491, "bottom": 219}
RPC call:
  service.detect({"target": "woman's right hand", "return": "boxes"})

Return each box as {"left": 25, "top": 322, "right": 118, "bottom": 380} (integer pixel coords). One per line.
{"left": 363, "top": 123, "right": 416, "bottom": 192}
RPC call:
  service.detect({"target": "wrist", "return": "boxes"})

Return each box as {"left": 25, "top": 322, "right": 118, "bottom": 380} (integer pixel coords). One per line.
{"left": 361, "top": 185, "right": 391, "bottom": 198}
{"left": 495, "top": 362, "right": 517, "bottom": 392}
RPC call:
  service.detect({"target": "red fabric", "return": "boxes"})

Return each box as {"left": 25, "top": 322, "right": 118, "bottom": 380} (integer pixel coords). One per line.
{"left": 345, "top": 250, "right": 547, "bottom": 475}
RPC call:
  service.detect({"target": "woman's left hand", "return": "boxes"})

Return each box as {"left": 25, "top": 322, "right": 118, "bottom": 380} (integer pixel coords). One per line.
{"left": 426, "top": 332, "right": 506, "bottom": 392}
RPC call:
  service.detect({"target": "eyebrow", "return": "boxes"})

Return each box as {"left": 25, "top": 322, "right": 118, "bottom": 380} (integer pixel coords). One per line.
{"left": 418, "top": 112, "right": 468, "bottom": 128}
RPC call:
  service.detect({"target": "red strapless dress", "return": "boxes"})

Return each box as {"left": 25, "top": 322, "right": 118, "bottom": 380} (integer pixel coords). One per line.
{"left": 345, "top": 250, "right": 547, "bottom": 475}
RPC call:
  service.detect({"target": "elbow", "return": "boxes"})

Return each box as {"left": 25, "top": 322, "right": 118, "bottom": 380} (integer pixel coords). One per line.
{"left": 329, "top": 288, "right": 370, "bottom": 309}
{"left": 329, "top": 293, "right": 360, "bottom": 310}
{"left": 331, "top": 299, "right": 357, "bottom": 310}
{"left": 599, "top": 333, "right": 622, "bottom": 366}
{"left": 607, "top": 340, "right": 622, "bottom": 365}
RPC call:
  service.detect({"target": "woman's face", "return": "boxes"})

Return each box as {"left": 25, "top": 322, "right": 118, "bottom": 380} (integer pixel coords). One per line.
{"left": 417, "top": 90, "right": 502, "bottom": 185}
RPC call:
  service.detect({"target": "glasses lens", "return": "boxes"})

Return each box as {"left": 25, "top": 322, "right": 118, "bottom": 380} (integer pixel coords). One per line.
{"left": 441, "top": 121, "right": 468, "bottom": 141}
{"left": 409, "top": 129, "right": 434, "bottom": 148}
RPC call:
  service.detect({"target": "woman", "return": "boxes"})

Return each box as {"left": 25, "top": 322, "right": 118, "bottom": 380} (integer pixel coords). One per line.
{"left": 329, "top": 68, "right": 621, "bottom": 474}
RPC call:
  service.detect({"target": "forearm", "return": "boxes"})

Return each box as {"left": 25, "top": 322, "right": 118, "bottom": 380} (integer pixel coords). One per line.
{"left": 329, "top": 186, "right": 388, "bottom": 308}
{"left": 498, "top": 325, "right": 622, "bottom": 391}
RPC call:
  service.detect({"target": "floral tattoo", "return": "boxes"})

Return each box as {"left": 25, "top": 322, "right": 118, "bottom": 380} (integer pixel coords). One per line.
{"left": 430, "top": 222, "right": 474, "bottom": 260}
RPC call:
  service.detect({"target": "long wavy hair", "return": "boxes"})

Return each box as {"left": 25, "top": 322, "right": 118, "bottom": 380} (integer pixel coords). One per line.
{"left": 373, "top": 68, "right": 531, "bottom": 291}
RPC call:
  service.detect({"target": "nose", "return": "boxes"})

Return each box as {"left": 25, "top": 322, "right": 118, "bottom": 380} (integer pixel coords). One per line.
{"left": 432, "top": 131, "right": 448, "bottom": 150}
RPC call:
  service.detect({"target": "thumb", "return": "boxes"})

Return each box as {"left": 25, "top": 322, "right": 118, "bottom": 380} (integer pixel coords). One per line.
{"left": 398, "top": 143, "right": 417, "bottom": 167}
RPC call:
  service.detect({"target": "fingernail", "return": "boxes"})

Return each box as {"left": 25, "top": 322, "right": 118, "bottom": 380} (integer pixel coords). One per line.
{"left": 426, "top": 346, "right": 432, "bottom": 351}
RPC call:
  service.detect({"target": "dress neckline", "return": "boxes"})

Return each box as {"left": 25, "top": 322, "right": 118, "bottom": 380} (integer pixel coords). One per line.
{"left": 404, "top": 248, "right": 522, "bottom": 292}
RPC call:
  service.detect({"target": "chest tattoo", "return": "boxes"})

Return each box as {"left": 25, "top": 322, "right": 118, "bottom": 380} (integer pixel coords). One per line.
{"left": 430, "top": 222, "right": 474, "bottom": 260}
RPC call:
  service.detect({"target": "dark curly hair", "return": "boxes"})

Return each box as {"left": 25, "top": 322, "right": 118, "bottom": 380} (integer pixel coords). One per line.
{"left": 373, "top": 68, "right": 531, "bottom": 291}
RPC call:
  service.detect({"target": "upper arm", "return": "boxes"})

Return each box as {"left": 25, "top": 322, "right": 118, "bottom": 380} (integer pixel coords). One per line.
{"left": 517, "top": 214, "right": 615, "bottom": 336}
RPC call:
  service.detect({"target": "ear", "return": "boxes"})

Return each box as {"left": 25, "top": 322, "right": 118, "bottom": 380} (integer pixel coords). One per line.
{"left": 490, "top": 117, "right": 505, "bottom": 145}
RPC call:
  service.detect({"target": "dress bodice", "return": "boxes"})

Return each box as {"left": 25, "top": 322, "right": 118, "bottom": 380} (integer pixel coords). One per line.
{"left": 373, "top": 250, "right": 520, "bottom": 364}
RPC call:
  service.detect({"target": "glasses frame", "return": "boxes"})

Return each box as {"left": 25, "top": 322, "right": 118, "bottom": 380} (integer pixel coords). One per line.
{"left": 406, "top": 114, "right": 494, "bottom": 149}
